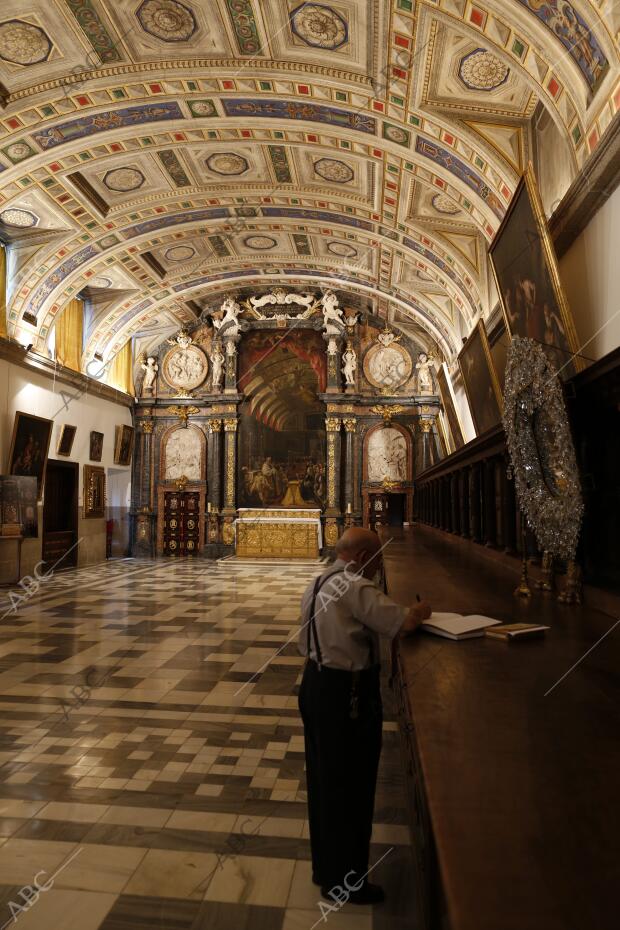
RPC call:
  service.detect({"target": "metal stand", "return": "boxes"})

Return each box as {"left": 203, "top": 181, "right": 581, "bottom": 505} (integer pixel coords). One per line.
{"left": 514, "top": 524, "right": 532, "bottom": 598}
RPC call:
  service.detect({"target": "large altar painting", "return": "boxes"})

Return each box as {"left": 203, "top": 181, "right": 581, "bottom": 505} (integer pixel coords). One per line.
{"left": 238, "top": 331, "right": 326, "bottom": 508}
{"left": 367, "top": 427, "right": 408, "bottom": 483}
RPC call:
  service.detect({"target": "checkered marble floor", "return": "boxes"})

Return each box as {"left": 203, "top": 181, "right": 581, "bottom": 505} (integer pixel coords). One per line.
{"left": 0, "top": 558, "right": 417, "bottom": 930}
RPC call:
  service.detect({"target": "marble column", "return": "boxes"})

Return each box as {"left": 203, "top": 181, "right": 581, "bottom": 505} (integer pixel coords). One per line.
{"left": 324, "top": 416, "right": 342, "bottom": 548}
{"left": 419, "top": 417, "right": 434, "bottom": 472}
{"left": 221, "top": 417, "right": 237, "bottom": 548}
{"left": 132, "top": 419, "right": 155, "bottom": 556}
{"left": 207, "top": 418, "right": 223, "bottom": 510}
{"left": 342, "top": 417, "right": 356, "bottom": 520}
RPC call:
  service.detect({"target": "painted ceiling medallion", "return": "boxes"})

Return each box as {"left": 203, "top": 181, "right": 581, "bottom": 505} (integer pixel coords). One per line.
{"left": 103, "top": 167, "right": 146, "bottom": 192}
{"left": 206, "top": 152, "right": 249, "bottom": 175}
{"left": 0, "top": 19, "right": 52, "bottom": 66}
{"left": 243, "top": 235, "right": 277, "bottom": 250}
{"left": 314, "top": 158, "right": 354, "bottom": 183}
{"left": 165, "top": 245, "right": 196, "bottom": 262}
{"left": 136, "top": 0, "right": 196, "bottom": 42}
{"left": 328, "top": 241, "right": 357, "bottom": 258}
{"left": 290, "top": 3, "right": 348, "bottom": 50}
{"left": 459, "top": 48, "right": 510, "bottom": 91}
{"left": 432, "top": 193, "right": 461, "bottom": 215}
{"left": 3, "top": 141, "right": 35, "bottom": 163}
{"left": 0, "top": 208, "right": 39, "bottom": 228}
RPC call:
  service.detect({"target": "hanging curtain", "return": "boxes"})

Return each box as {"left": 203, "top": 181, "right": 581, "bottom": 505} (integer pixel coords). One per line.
{"left": 55, "top": 298, "right": 84, "bottom": 372}
{"left": 106, "top": 340, "right": 134, "bottom": 394}
{"left": 0, "top": 246, "right": 7, "bottom": 340}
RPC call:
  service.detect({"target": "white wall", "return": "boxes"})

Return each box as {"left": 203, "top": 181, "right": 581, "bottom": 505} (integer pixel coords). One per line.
{"left": 0, "top": 355, "right": 132, "bottom": 574}
{"left": 559, "top": 184, "right": 620, "bottom": 363}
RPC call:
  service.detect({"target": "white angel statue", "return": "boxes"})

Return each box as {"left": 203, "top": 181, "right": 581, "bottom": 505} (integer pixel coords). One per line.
{"left": 141, "top": 356, "right": 158, "bottom": 395}
{"left": 210, "top": 343, "right": 225, "bottom": 392}
{"left": 342, "top": 343, "right": 357, "bottom": 386}
{"left": 416, "top": 352, "right": 435, "bottom": 394}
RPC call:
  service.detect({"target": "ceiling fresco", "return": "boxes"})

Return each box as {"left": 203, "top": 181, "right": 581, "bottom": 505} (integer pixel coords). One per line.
{"left": 0, "top": 0, "right": 616, "bottom": 368}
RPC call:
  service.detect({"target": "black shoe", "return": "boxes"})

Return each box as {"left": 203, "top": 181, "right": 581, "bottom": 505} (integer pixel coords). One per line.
{"left": 320, "top": 880, "right": 385, "bottom": 906}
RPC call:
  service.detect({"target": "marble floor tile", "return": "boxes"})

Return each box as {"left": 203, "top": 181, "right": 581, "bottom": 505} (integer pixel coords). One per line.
{"left": 204, "top": 854, "right": 295, "bottom": 907}
{"left": 3, "top": 889, "right": 117, "bottom": 930}
{"left": 123, "top": 848, "right": 220, "bottom": 899}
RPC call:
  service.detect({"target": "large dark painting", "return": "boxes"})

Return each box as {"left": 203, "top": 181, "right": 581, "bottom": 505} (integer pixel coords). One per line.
{"left": 0, "top": 476, "right": 38, "bottom": 537}
{"left": 238, "top": 331, "right": 326, "bottom": 509}
{"left": 7, "top": 412, "right": 53, "bottom": 499}
{"left": 489, "top": 165, "right": 581, "bottom": 379}
{"left": 458, "top": 321, "right": 503, "bottom": 436}
{"left": 437, "top": 363, "right": 465, "bottom": 450}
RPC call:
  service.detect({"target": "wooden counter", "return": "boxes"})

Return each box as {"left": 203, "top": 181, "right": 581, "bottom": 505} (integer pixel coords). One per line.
{"left": 383, "top": 526, "right": 620, "bottom": 930}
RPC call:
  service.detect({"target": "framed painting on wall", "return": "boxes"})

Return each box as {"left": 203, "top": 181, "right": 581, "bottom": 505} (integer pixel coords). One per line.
{"left": 114, "top": 425, "right": 134, "bottom": 467}
{"left": 83, "top": 465, "right": 105, "bottom": 519}
{"left": 458, "top": 321, "right": 503, "bottom": 437}
{"left": 436, "top": 363, "right": 465, "bottom": 450}
{"left": 489, "top": 164, "right": 582, "bottom": 379}
{"left": 56, "top": 424, "right": 77, "bottom": 457}
{"left": 90, "top": 431, "right": 104, "bottom": 462}
{"left": 7, "top": 412, "right": 53, "bottom": 499}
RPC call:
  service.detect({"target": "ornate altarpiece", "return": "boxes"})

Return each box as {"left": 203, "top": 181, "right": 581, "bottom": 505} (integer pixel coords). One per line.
{"left": 131, "top": 288, "right": 445, "bottom": 558}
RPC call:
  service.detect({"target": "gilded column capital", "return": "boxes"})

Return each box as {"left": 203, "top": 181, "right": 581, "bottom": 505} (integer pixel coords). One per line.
{"left": 223, "top": 418, "right": 238, "bottom": 432}
{"left": 419, "top": 418, "right": 435, "bottom": 434}
{"left": 342, "top": 417, "right": 357, "bottom": 433}
{"left": 140, "top": 420, "right": 154, "bottom": 434}
{"left": 325, "top": 416, "right": 341, "bottom": 432}
{"left": 208, "top": 418, "right": 223, "bottom": 433}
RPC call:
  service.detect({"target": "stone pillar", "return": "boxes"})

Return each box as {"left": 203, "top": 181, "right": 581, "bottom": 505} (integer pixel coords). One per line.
{"left": 483, "top": 458, "right": 497, "bottom": 546}
{"left": 469, "top": 464, "right": 481, "bottom": 543}
{"left": 207, "top": 419, "right": 223, "bottom": 509}
{"left": 133, "top": 418, "right": 155, "bottom": 556}
{"left": 324, "top": 416, "right": 342, "bottom": 548}
{"left": 342, "top": 417, "right": 356, "bottom": 517}
{"left": 221, "top": 417, "right": 238, "bottom": 548}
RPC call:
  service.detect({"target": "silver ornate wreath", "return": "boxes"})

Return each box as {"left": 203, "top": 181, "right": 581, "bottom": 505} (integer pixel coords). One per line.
{"left": 503, "top": 336, "right": 583, "bottom": 561}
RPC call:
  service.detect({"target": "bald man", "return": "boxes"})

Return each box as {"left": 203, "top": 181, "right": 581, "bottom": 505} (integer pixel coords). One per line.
{"left": 298, "top": 528, "right": 431, "bottom": 905}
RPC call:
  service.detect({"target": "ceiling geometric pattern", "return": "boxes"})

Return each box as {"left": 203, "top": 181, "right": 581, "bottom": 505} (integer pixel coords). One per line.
{"left": 0, "top": 0, "right": 616, "bottom": 368}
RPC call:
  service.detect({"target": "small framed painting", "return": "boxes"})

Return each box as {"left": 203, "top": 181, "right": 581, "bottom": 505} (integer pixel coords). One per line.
{"left": 458, "top": 321, "right": 503, "bottom": 437}
{"left": 7, "top": 412, "right": 53, "bottom": 499}
{"left": 114, "top": 425, "right": 134, "bottom": 467}
{"left": 90, "top": 431, "right": 104, "bottom": 462}
{"left": 56, "top": 424, "right": 77, "bottom": 457}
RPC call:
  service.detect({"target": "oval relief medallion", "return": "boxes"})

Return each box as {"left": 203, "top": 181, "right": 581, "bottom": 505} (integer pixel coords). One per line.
{"left": 162, "top": 343, "right": 209, "bottom": 391}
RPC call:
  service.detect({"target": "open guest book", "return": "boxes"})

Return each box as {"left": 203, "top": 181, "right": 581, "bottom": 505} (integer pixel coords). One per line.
{"left": 422, "top": 612, "right": 501, "bottom": 640}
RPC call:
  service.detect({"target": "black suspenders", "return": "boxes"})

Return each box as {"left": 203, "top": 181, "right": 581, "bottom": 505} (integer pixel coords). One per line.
{"left": 306, "top": 568, "right": 346, "bottom": 669}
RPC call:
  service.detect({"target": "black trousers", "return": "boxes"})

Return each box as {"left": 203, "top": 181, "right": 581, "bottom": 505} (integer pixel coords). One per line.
{"left": 298, "top": 659, "right": 383, "bottom": 887}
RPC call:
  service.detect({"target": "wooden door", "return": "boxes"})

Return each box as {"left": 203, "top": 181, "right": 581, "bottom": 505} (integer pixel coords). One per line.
{"left": 163, "top": 491, "right": 200, "bottom": 556}
{"left": 42, "top": 460, "right": 78, "bottom": 571}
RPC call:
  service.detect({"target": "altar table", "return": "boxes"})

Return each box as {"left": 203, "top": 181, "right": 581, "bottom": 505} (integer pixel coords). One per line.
{"left": 235, "top": 508, "right": 322, "bottom": 558}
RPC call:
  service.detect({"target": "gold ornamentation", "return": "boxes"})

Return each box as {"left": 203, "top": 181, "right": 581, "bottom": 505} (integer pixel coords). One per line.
{"left": 222, "top": 521, "right": 235, "bottom": 546}
{"left": 167, "top": 405, "right": 200, "bottom": 427}
{"left": 342, "top": 417, "right": 357, "bottom": 433}
{"left": 327, "top": 434, "right": 336, "bottom": 507}
{"left": 225, "top": 435, "right": 235, "bottom": 506}
{"left": 325, "top": 416, "right": 340, "bottom": 431}
{"left": 236, "top": 520, "right": 320, "bottom": 558}
{"left": 419, "top": 418, "right": 435, "bottom": 433}
{"left": 381, "top": 478, "right": 399, "bottom": 491}
{"left": 141, "top": 419, "right": 155, "bottom": 434}
{"left": 174, "top": 474, "right": 189, "bottom": 490}
{"left": 324, "top": 521, "right": 339, "bottom": 547}
{"left": 536, "top": 550, "right": 554, "bottom": 592}
{"left": 558, "top": 560, "right": 582, "bottom": 605}
{"left": 223, "top": 418, "right": 238, "bottom": 432}
{"left": 371, "top": 404, "right": 408, "bottom": 426}
{"left": 208, "top": 418, "right": 223, "bottom": 433}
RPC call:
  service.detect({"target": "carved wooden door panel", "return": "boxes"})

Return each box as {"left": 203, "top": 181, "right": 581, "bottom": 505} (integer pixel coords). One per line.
{"left": 163, "top": 491, "right": 200, "bottom": 556}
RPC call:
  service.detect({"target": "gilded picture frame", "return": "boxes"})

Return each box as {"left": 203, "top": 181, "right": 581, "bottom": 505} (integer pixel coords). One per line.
{"left": 436, "top": 363, "right": 465, "bottom": 450}
{"left": 89, "top": 431, "right": 104, "bottom": 462}
{"left": 458, "top": 321, "right": 503, "bottom": 437}
{"left": 83, "top": 465, "right": 105, "bottom": 519}
{"left": 489, "top": 163, "right": 582, "bottom": 379}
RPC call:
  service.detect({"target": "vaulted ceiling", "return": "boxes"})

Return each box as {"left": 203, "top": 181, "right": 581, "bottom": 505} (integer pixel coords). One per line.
{"left": 0, "top": 0, "right": 617, "bottom": 368}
